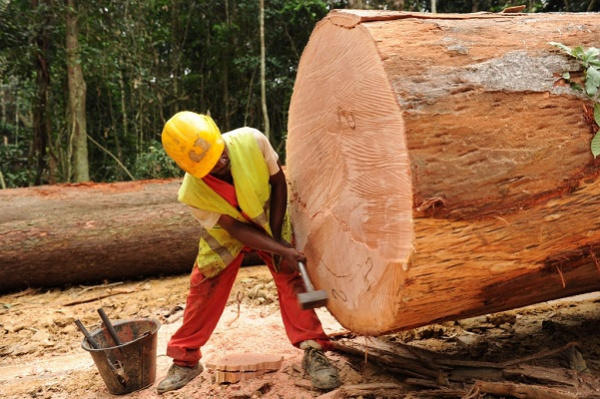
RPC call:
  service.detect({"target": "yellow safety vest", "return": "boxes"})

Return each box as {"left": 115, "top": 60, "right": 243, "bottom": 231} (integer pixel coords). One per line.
{"left": 178, "top": 127, "right": 292, "bottom": 277}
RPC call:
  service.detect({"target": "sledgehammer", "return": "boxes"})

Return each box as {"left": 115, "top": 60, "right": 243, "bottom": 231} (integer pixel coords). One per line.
{"left": 297, "top": 261, "right": 328, "bottom": 310}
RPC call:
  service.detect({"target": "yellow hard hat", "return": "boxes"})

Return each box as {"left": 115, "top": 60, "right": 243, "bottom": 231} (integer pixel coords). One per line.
{"left": 161, "top": 111, "right": 224, "bottom": 178}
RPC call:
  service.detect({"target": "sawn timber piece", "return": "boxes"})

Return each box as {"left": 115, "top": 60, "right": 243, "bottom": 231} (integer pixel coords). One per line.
{"left": 206, "top": 353, "right": 283, "bottom": 384}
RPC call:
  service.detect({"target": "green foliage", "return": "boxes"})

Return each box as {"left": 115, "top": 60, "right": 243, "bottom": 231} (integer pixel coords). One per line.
{"left": 592, "top": 103, "right": 600, "bottom": 157}
{"left": 2, "top": 0, "right": 600, "bottom": 187}
{"left": 132, "top": 141, "right": 182, "bottom": 180}
{"left": 542, "top": 0, "right": 600, "bottom": 12}
{"left": 0, "top": 140, "right": 35, "bottom": 188}
{"left": 549, "top": 42, "right": 600, "bottom": 157}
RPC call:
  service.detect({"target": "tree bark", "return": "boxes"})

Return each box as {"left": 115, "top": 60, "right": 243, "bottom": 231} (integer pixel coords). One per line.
{"left": 66, "top": 0, "right": 89, "bottom": 182}
{"left": 287, "top": 10, "right": 600, "bottom": 335}
{"left": 259, "top": 0, "right": 270, "bottom": 141}
{"left": 32, "top": 0, "right": 52, "bottom": 185}
{"left": 0, "top": 179, "right": 199, "bottom": 293}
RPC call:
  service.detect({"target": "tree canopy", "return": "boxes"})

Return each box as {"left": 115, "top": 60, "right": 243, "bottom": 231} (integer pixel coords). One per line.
{"left": 0, "top": 0, "right": 597, "bottom": 187}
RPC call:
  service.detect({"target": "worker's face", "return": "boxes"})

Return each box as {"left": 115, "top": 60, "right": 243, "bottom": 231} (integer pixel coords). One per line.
{"left": 209, "top": 147, "right": 230, "bottom": 176}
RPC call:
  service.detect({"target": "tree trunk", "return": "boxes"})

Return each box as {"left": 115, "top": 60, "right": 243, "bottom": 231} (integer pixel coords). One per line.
{"left": 32, "top": 0, "right": 52, "bottom": 185}
{"left": 117, "top": 67, "right": 126, "bottom": 169}
{"left": 66, "top": 0, "right": 89, "bottom": 182}
{"left": 259, "top": 0, "right": 270, "bottom": 141}
{"left": 0, "top": 180, "right": 199, "bottom": 293}
{"left": 287, "top": 10, "right": 600, "bottom": 335}
{"left": 1, "top": 84, "right": 6, "bottom": 125}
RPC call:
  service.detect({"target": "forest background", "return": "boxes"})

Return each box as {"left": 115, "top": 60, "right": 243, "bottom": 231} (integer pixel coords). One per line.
{"left": 0, "top": 0, "right": 598, "bottom": 188}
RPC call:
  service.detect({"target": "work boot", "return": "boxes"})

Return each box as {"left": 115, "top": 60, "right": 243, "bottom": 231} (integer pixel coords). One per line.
{"left": 157, "top": 363, "right": 203, "bottom": 394}
{"left": 301, "top": 341, "right": 341, "bottom": 390}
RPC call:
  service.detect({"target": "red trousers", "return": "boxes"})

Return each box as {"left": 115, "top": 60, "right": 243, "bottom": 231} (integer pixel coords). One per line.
{"left": 166, "top": 250, "right": 333, "bottom": 366}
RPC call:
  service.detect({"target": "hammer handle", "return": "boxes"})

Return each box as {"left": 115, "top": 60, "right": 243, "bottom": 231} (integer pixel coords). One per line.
{"left": 97, "top": 308, "right": 123, "bottom": 347}
{"left": 75, "top": 319, "right": 99, "bottom": 349}
{"left": 298, "top": 261, "right": 316, "bottom": 292}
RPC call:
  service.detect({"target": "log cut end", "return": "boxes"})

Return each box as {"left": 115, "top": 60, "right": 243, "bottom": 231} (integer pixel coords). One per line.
{"left": 287, "top": 15, "right": 413, "bottom": 334}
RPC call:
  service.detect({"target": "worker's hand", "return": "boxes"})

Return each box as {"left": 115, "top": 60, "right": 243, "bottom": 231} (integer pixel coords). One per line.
{"left": 277, "top": 247, "right": 306, "bottom": 273}
{"left": 272, "top": 254, "right": 284, "bottom": 273}
{"left": 272, "top": 239, "right": 292, "bottom": 272}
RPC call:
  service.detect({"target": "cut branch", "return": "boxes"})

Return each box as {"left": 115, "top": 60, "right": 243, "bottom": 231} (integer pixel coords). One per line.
{"left": 473, "top": 381, "right": 577, "bottom": 399}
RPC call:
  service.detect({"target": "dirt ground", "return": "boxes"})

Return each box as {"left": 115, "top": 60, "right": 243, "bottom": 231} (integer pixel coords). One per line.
{"left": 1, "top": 265, "right": 599, "bottom": 399}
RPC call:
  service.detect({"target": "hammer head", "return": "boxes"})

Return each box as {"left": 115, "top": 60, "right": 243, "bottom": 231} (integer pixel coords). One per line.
{"left": 297, "top": 290, "right": 328, "bottom": 310}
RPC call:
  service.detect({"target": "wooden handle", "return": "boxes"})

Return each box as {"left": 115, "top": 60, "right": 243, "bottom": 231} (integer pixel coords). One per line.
{"left": 298, "top": 261, "right": 315, "bottom": 292}
{"left": 97, "top": 308, "right": 122, "bottom": 347}
{"left": 75, "top": 319, "right": 99, "bottom": 349}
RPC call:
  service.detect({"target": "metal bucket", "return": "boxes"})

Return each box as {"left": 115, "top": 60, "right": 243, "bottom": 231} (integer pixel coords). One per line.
{"left": 81, "top": 318, "right": 161, "bottom": 395}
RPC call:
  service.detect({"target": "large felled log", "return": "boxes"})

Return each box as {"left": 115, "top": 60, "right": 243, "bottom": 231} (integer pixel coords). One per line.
{"left": 0, "top": 180, "right": 198, "bottom": 293}
{"left": 286, "top": 10, "right": 600, "bottom": 335}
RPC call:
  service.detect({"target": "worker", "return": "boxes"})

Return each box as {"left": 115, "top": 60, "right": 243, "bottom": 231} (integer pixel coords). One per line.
{"left": 157, "top": 111, "right": 341, "bottom": 394}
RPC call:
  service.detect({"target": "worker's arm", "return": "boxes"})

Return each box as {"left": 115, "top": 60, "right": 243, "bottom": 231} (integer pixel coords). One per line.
{"left": 217, "top": 214, "right": 305, "bottom": 270}
{"left": 269, "top": 164, "right": 287, "bottom": 243}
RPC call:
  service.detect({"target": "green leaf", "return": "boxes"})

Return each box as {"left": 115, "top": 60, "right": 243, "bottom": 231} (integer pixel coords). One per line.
{"left": 562, "top": 71, "right": 571, "bottom": 80}
{"left": 591, "top": 132, "right": 600, "bottom": 158}
{"left": 573, "top": 45, "right": 586, "bottom": 60}
{"left": 582, "top": 48, "right": 600, "bottom": 66}
{"left": 595, "top": 103, "right": 600, "bottom": 127}
{"left": 549, "top": 41, "right": 573, "bottom": 55}
{"left": 583, "top": 47, "right": 600, "bottom": 61}
{"left": 585, "top": 66, "right": 600, "bottom": 96}
{"left": 570, "top": 82, "right": 583, "bottom": 92}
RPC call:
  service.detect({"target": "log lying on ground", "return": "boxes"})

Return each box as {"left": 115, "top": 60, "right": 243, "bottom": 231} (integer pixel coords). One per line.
{"left": 286, "top": 10, "right": 600, "bottom": 335}
{"left": 0, "top": 180, "right": 199, "bottom": 293}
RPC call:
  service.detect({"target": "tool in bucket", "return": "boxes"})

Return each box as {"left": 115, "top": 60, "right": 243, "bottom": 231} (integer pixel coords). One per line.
{"left": 297, "top": 261, "right": 328, "bottom": 310}
{"left": 97, "top": 308, "right": 128, "bottom": 382}
{"left": 75, "top": 318, "right": 127, "bottom": 386}
{"left": 75, "top": 308, "right": 161, "bottom": 395}
{"left": 98, "top": 308, "right": 123, "bottom": 346}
